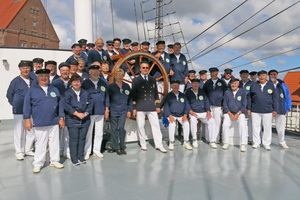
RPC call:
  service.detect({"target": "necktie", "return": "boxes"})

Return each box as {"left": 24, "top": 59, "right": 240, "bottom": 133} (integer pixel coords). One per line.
{"left": 144, "top": 75, "right": 147, "bottom": 81}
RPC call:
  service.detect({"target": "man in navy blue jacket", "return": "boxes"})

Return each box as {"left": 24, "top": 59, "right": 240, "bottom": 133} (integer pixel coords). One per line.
{"left": 45, "top": 60, "right": 59, "bottom": 83}
{"left": 81, "top": 65, "right": 110, "bottom": 159}
{"left": 169, "top": 42, "right": 188, "bottom": 92}
{"left": 203, "top": 67, "right": 227, "bottom": 143}
{"left": 164, "top": 80, "right": 192, "bottom": 150}
{"left": 29, "top": 57, "right": 44, "bottom": 84}
{"left": 87, "top": 38, "right": 111, "bottom": 66}
{"left": 268, "top": 69, "right": 292, "bottom": 149}
{"left": 222, "top": 79, "right": 248, "bottom": 152}
{"left": 186, "top": 79, "right": 217, "bottom": 149}
{"left": 66, "top": 43, "right": 88, "bottom": 64}
{"left": 24, "top": 69, "right": 65, "bottom": 173}
{"left": 248, "top": 70, "right": 278, "bottom": 150}
{"left": 6, "top": 61, "right": 35, "bottom": 160}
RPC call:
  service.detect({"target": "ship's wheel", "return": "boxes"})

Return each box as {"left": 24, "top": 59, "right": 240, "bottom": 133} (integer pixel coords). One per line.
{"left": 109, "top": 50, "right": 169, "bottom": 107}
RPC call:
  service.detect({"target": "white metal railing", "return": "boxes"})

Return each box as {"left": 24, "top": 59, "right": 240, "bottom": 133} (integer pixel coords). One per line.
{"left": 286, "top": 100, "right": 300, "bottom": 132}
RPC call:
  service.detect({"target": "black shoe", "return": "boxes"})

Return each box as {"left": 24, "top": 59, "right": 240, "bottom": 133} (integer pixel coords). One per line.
{"left": 120, "top": 149, "right": 127, "bottom": 155}
{"left": 116, "top": 150, "right": 122, "bottom": 155}
{"left": 78, "top": 158, "right": 86, "bottom": 164}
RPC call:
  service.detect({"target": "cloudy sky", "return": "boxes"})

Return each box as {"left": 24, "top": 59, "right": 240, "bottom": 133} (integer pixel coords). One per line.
{"left": 43, "top": 0, "right": 300, "bottom": 78}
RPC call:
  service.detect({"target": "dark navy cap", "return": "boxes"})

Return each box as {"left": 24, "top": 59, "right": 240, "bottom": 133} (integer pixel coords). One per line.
{"left": 209, "top": 67, "right": 219, "bottom": 72}
{"left": 78, "top": 39, "right": 87, "bottom": 45}
{"left": 224, "top": 68, "right": 233, "bottom": 73}
{"left": 45, "top": 60, "right": 57, "bottom": 66}
{"left": 36, "top": 69, "right": 50, "bottom": 74}
{"left": 71, "top": 43, "right": 82, "bottom": 49}
{"left": 131, "top": 42, "right": 139, "bottom": 46}
{"left": 58, "top": 62, "right": 70, "bottom": 69}
{"left": 32, "top": 58, "right": 44, "bottom": 63}
{"left": 18, "top": 60, "right": 32, "bottom": 68}
{"left": 141, "top": 41, "right": 150, "bottom": 46}
{"left": 69, "top": 60, "right": 79, "bottom": 65}
{"left": 268, "top": 69, "right": 278, "bottom": 75}
{"left": 199, "top": 70, "right": 207, "bottom": 75}
{"left": 170, "top": 80, "right": 180, "bottom": 84}
{"left": 229, "top": 78, "right": 240, "bottom": 84}
{"left": 156, "top": 40, "right": 165, "bottom": 46}
{"left": 113, "top": 38, "right": 121, "bottom": 42}
{"left": 122, "top": 38, "right": 132, "bottom": 44}
{"left": 87, "top": 43, "right": 95, "bottom": 48}
{"left": 188, "top": 70, "right": 196, "bottom": 74}
{"left": 191, "top": 78, "right": 200, "bottom": 83}
{"left": 88, "top": 65, "right": 100, "bottom": 71}
{"left": 167, "top": 44, "right": 174, "bottom": 48}
{"left": 239, "top": 70, "right": 249, "bottom": 74}
{"left": 249, "top": 71, "right": 257, "bottom": 76}
{"left": 257, "top": 70, "right": 267, "bottom": 76}
{"left": 106, "top": 40, "right": 114, "bottom": 45}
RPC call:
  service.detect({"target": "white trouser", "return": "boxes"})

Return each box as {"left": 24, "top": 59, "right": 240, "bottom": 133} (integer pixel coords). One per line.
{"left": 274, "top": 114, "right": 286, "bottom": 145}
{"left": 33, "top": 125, "right": 60, "bottom": 167}
{"left": 84, "top": 115, "right": 104, "bottom": 155}
{"left": 157, "top": 81, "right": 164, "bottom": 100}
{"left": 222, "top": 113, "right": 247, "bottom": 145}
{"left": 211, "top": 106, "right": 222, "bottom": 140}
{"left": 59, "top": 127, "right": 69, "bottom": 154}
{"left": 13, "top": 115, "right": 35, "bottom": 156}
{"left": 189, "top": 112, "right": 217, "bottom": 142}
{"left": 251, "top": 112, "right": 272, "bottom": 146}
{"left": 168, "top": 116, "right": 190, "bottom": 142}
{"left": 179, "top": 84, "right": 185, "bottom": 93}
{"left": 136, "top": 111, "right": 163, "bottom": 148}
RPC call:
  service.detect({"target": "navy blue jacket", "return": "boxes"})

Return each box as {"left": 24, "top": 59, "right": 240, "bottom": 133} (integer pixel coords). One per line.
{"left": 87, "top": 49, "right": 111, "bottom": 67}
{"left": 151, "top": 51, "right": 171, "bottom": 79}
{"left": 100, "top": 73, "right": 110, "bottom": 85}
{"left": 29, "top": 71, "right": 38, "bottom": 85}
{"left": 164, "top": 91, "right": 191, "bottom": 117}
{"left": 274, "top": 79, "right": 292, "bottom": 115}
{"left": 51, "top": 78, "right": 71, "bottom": 96}
{"left": 223, "top": 89, "right": 247, "bottom": 114}
{"left": 64, "top": 88, "right": 93, "bottom": 128}
{"left": 239, "top": 80, "right": 253, "bottom": 95}
{"left": 248, "top": 81, "right": 278, "bottom": 113}
{"left": 184, "top": 80, "right": 192, "bottom": 91}
{"left": 185, "top": 88, "right": 210, "bottom": 113}
{"left": 23, "top": 85, "right": 65, "bottom": 127}
{"left": 132, "top": 75, "right": 160, "bottom": 111}
{"left": 66, "top": 53, "right": 88, "bottom": 64}
{"left": 78, "top": 71, "right": 90, "bottom": 81}
{"left": 169, "top": 53, "right": 189, "bottom": 84}
{"left": 108, "top": 82, "right": 133, "bottom": 116}
{"left": 6, "top": 76, "right": 33, "bottom": 114}
{"left": 203, "top": 79, "right": 227, "bottom": 107}
{"left": 50, "top": 74, "right": 60, "bottom": 83}
{"left": 81, "top": 78, "right": 109, "bottom": 115}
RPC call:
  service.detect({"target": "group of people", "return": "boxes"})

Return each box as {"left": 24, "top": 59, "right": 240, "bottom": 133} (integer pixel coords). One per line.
{"left": 6, "top": 37, "right": 292, "bottom": 174}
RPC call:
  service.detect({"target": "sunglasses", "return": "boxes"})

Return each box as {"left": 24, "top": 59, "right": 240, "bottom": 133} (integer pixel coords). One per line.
{"left": 142, "top": 67, "right": 149, "bottom": 69}
{"left": 107, "top": 44, "right": 113, "bottom": 46}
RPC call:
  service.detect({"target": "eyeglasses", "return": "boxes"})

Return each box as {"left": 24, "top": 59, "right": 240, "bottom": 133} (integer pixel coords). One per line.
{"left": 142, "top": 67, "right": 149, "bottom": 69}
{"left": 107, "top": 44, "right": 113, "bottom": 46}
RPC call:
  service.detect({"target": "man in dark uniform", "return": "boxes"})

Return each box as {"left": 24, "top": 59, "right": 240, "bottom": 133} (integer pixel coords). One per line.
{"left": 132, "top": 61, "right": 167, "bottom": 153}
{"left": 167, "top": 44, "right": 174, "bottom": 54}
{"left": 199, "top": 70, "right": 208, "bottom": 89}
{"left": 131, "top": 42, "right": 139, "bottom": 51}
{"left": 78, "top": 38, "right": 88, "bottom": 56}
{"left": 87, "top": 38, "right": 111, "bottom": 66}
{"left": 184, "top": 69, "right": 196, "bottom": 91}
{"left": 169, "top": 42, "right": 188, "bottom": 92}
{"left": 222, "top": 68, "right": 234, "bottom": 86}
{"left": 141, "top": 41, "right": 151, "bottom": 52}
{"left": 6, "top": 60, "right": 35, "bottom": 160}
{"left": 24, "top": 69, "right": 65, "bottom": 173}
{"left": 87, "top": 43, "right": 95, "bottom": 50}
{"left": 222, "top": 79, "right": 247, "bottom": 152}
{"left": 45, "top": 60, "right": 59, "bottom": 83}
{"left": 164, "top": 80, "right": 191, "bottom": 150}
{"left": 66, "top": 43, "right": 88, "bottom": 64}
{"left": 81, "top": 65, "right": 110, "bottom": 159}
{"left": 249, "top": 71, "right": 258, "bottom": 82}
{"left": 29, "top": 57, "right": 44, "bottom": 83}
{"left": 248, "top": 70, "right": 278, "bottom": 150}
{"left": 106, "top": 40, "right": 117, "bottom": 56}
{"left": 51, "top": 62, "right": 71, "bottom": 159}
{"left": 203, "top": 67, "right": 227, "bottom": 146}
{"left": 113, "top": 38, "right": 122, "bottom": 54}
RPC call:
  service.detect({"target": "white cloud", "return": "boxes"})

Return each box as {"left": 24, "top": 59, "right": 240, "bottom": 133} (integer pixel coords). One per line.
{"left": 252, "top": 61, "right": 267, "bottom": 68}
{"left": 277, "top": 60, "right": 286, "bottom": 65}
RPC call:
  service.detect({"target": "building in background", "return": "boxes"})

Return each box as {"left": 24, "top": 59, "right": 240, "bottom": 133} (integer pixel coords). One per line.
{"left": 0, "top": 0, "right": 59, "bottom": 49}
{"left": 283, "top": 71, "right": 300, "bottom": 105}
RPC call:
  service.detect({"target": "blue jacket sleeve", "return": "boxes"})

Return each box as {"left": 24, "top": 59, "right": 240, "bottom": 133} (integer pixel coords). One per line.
{"left": 163, "top": 94, "right": 172, "bottom": 117}
{"left": 63, "top": 92, "right": 76, "bottom": 115}
{"left": 272, "top": 86, "right": 279, "bottom": 112}
{"left": 223, "top": 91, "right": 229, "bottom": 113}
{"left": 23, "top": 89, "right": 32, "bottom": 119}
{"left": 85, "top": 94, "right": 94, "bottom": 114}
{"left": 58, "top": 92, "right": 65, "bottom": 118}
{"left": 241, "top": 91, "right": 247, "bottom": 114}
{"left": 184, "top": 96, "right": 191, "bottom": 115}
{"left": 204, "top": 92, "right": 211, "bottom": 112}
{"left": 127, "top": 88, "right": 133, "bottom": 112}
{"left": 6, "top": 80, "right": 15, "bottom": 105}
{"left": 105, "top": 88, "right": 110, "bottom": 108}
{"left": 282, "top": 82, "right": 292, "bottom": 111}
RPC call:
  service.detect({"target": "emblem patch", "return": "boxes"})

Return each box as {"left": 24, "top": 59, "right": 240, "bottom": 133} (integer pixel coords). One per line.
{"left": 267, "top": 89, "right": 273, "bottom": 94}
{"left": 101, "top": 86, "right": 106, "bottom": 92}
{"left": 125, "top": 90, "right": 130, "bottom": 95}
{"left": 103, "top": 56, "right": 107, "bottom": 61}
{"left": 217, "top": 82, "right": 222, "bottom": 87}
{"left": 50, "top": 92, "right": 56, "bottom": 97}
{"left": 183, "top": 61, "right": 186, "bottom": 65}
{"left": 199, "top": 96, "right": 203, "bottom": 100}
{"left": 246, "top": 86, "right": 250, "bottom": 90}
{"left": 166, "top": 58, "right": 170, "bottom": 63}
{"left": 237, "top": 96, "right": 242, "bottom": 101}
{"left": 280, "top": 93, "right": 284, "bottom": 98}
{"left": 180, "top": 98, "right": 184, "bottom": 103}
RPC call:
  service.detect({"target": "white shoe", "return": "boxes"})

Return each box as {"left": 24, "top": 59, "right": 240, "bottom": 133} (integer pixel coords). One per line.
{"left": 240, "top": 145, "right": 247, "bottom": 152}
{"left": 156, "top": 146, "right": 167, "bottom": 153}
{"left": 222, "top": 144, "right": 229, "bottom": 150}
{"left": 209, "top": 142, "right": 217, "bottom": 149}
{"left": 263, "top": 145, "right": 271, "bottom": 151}
{"left": 192, "top": 140, "right": 198, "bottom": 148}
{"left": 25, "top": 151, "right": 35, "bottom": 157}
{"left": 84, "top": 154, "right": 90, "bottom": 160}
{"left": 16, "top": 155, "right": 24, "bottom": 160}
{"left": 32, "top": 166, "right": 41, "bottom": 173}
{"left": 141, "top": 145, "right": 147, "bottom": 151}
{"left": 252, "top": 144, "right": 260, "bottom": 149}
{"left": 183, "top": 142, "right": 193, "bottom": 150}
{"left": 168, "top": 142, "right": 174, "bottom": 150}
{"left": 280, "top": 143, "right": 289, "bottom": 149}
{"left": 93, "top": 152, "right": 104, "bottom": 158}
{"left": 49, "top": 162, "right": 64, "bottom": 169}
